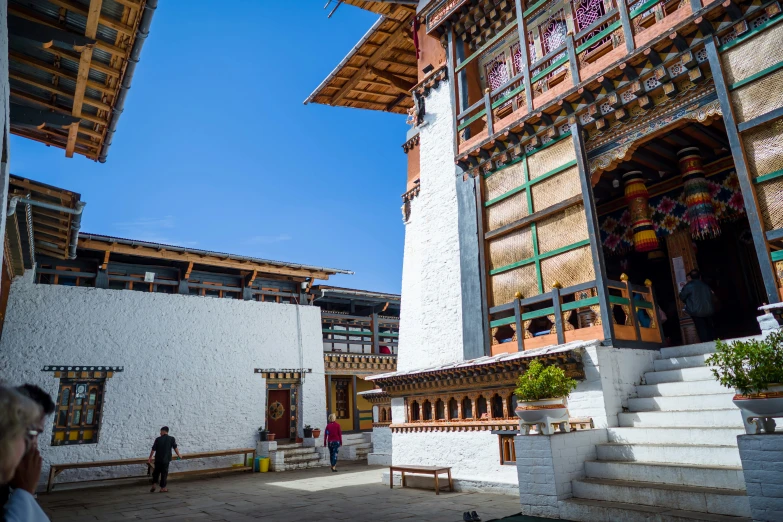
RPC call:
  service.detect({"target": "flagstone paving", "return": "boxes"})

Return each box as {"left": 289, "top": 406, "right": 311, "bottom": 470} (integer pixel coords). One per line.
{"left": 38, "top": 462, "right": 524, "bottom": 521}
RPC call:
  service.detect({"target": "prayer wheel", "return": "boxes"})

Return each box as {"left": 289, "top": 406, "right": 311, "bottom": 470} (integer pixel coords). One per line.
{"left": 623, "top": 171, "right": 659, "bottom": 253}
{"left": 678, "top": 147, "right": 720, "bottom": 239}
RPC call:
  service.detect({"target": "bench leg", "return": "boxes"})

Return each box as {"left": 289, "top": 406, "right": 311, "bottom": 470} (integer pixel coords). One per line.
{"left": 434, "top": 473, "right": 439, "bottom": 495}
{"left": 448, "top": 469, "right": 454, "bottom": 492}
{"left": 402, "top": 471, "right": 406, "bottom": 488}
{"left": 389, "top": 467, "right": 393, "bottom": 489}
{"left": 47, "top": 467, "right": 56, "bottom": 493}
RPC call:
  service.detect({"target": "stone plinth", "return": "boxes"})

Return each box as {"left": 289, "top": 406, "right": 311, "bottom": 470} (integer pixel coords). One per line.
{"left": 738, "top": 434, "right": 783, "bottom": 521}
{"left": 303, "top": 437, "right": 316, "bottom": 447}
{"left": 256, "top": 441, "right": 277, "bottom": 455}
{"left": 514, "top": 429, "right": 608, "bottom": 518}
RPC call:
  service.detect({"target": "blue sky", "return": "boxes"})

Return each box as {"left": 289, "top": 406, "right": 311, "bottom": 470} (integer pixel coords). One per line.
{"left": 10, "top": 2, "right": 408, "bottom": 293}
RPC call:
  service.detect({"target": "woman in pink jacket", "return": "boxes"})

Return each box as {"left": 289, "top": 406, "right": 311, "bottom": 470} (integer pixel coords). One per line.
{"left": 323, "top": 413, "right": 343, "bottom": 472}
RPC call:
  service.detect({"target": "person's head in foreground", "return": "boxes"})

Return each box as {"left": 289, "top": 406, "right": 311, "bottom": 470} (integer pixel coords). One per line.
{"left": 0, "top": 386, "right": 42, "bottom": 484}
{"left": 160, "top": 426, "right": 169, "bottom": 436}
{"left": 328, "top": 414, "right": 336, "bottom": 423}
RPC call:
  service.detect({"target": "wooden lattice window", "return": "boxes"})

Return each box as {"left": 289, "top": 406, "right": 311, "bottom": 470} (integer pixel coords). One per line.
{"left": 410, "top": 401, "right": 420, "bottom": 422}
{"left": 422, "top": 400, "right": 432, "bottom": 421}
{"left": 499, "top": 434, "right": 517, "bottom": 465}
{"left": 52, "top": 378, "right": 105, "bottom": 445}
{"left": 477, "top": 396, "right": 488, "bottom": 419}
{"left": 435, "top": 399, "right": 445, "bottom": 420}
{"left": 335, "top": 378, "right": 351, "bottom": 419}
{"left": 462, "top": 397, "right": 473, "bottom": 419}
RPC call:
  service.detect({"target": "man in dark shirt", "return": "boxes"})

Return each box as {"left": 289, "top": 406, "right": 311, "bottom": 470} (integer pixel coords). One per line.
{"left": 679, "top": 269, "right": 716, "bottom": 342}
{"left": 148, "top": 426, "right": 182, "bottom": 493}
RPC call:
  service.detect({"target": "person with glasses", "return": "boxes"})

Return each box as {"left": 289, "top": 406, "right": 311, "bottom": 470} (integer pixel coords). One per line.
{"left": 0, "top": 385, "right": 50, "bottom": 521}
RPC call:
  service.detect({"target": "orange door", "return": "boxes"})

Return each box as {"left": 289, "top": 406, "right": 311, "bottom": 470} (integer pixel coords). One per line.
{"left": 267, "top": 390, "right": 290, "bottom": 441}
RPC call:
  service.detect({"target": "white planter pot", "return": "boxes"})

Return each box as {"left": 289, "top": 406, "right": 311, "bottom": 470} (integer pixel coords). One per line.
{"left": 733, "top": 384, "right": 783, "bottom": 434}
{"left": 515, "top": 397, "right": 570, "bottom": 435}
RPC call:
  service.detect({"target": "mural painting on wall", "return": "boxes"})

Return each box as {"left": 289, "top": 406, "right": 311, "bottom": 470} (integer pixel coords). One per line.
{"left": 599, "top": 168, "right": 745, "bottom": 254}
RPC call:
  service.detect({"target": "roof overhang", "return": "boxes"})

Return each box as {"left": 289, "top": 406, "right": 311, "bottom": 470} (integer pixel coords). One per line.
{"left": 76, "top": 233, "right": 354, "bottom": 281}
{"left": 305, "top": 5, "right": 417, "bottom": 115}
{"left": 8, "top": 0, "right": 157, "bottom": 161}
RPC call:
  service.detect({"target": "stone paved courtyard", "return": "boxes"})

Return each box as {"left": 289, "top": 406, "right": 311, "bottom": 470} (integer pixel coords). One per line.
{"left": 38, "top": 463, "right": 525, "bottom": 522}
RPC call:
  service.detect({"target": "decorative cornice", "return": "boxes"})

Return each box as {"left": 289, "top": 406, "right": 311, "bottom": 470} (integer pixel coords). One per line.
{"left": 43, "top": 365, "right": 123, "bottom": 372}
{"left": 324, "top": 353, "right": 397, "bottom": 375}
{"left": 402, "top": 133, "right": 420, "bottom": 153}
{"left": 401, "top": 184, "right": 421, "bottom": 203}
{"left": 255, "top": 368, "right": 311, "bottom": 380}
{"left": 412, "top": 65, "right": 448, "bottom": 98}
{"left": 373, "top": 421, "right": 392, "bottom": 428}
{"left": 391, "top": 420, "right": 518, "bottom": 433}
{"left": 361, "top": 391, "right": 392, "bottom": 404}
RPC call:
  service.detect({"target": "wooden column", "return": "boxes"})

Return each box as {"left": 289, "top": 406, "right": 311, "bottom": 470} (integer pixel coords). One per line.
{"left": 514, "top": 0, "right": 534, "bottom": 112}
{"left": 617, "top": 0, "right": 635, "bottom": 54}
{"left": 327, "top": 375, "right": 333, "bottom": 417}
{"left": 352, "top": 375, "right": 359, "bottom": 432}
{"left": 705, "top": 38, "right": 781, "bottom": 305}
{"left": 552, "top": 284, "right": 566, "bottom": 344}
{"left": 475, "top": 175, "right": 492, "bottom": 357}
{"left": 514, "top": 298, "right": 525, "bottom": 352}
{"left": 571, "top": 122, "right": 614, "bottom": 343}
{"left": 371, "top": 312, "right": 380, "bottom": 354}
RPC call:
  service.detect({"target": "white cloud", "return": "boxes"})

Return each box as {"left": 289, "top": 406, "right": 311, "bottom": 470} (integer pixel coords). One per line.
{"left": 110, "top": 215, "right": 196, "bottom": 247}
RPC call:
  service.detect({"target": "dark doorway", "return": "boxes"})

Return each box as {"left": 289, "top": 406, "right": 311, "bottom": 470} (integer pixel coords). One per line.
{"left": 267, "top": 389, "right": 291, "bottom": 441}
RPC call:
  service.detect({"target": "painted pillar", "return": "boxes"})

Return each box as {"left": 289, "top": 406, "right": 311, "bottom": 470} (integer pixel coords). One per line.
{"left": 623, "top": 171, "right": 659, "bottom": 253}
{"left": 678, "top": 147, "right": 721, "bottom": 240}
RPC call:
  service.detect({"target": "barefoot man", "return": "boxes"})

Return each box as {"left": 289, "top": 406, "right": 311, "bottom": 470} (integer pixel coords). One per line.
{"left": 148, "top": 426, "right": 182, "bottom": 493}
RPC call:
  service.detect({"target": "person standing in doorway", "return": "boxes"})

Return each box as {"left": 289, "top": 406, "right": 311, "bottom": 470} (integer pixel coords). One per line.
{"left": 324, "top": 414, "right": 343, "bottom": 473}
{"left": 679, "top": 269, "right": 716, "bottom": 342}
{"left": 148, "top": 426, "right": 182, "bottom": 493}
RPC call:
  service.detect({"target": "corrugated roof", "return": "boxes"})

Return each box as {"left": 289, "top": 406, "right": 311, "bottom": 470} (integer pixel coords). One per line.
{"left": 78, "top": 233, "right": 355, "bottom": 276}
{"left": 312, "top": 285, "right": 400, "bottom": 301}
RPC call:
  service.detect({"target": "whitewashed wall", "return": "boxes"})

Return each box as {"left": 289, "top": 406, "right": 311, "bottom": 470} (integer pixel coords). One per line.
{"left": 567, "top": 344, "right": 657, "bottom": 428}
{"left": 0, "top": 270, "right": 327, "bottom": 484}
{"left": 397, "top": 81, "right": 465, "bottom": 373}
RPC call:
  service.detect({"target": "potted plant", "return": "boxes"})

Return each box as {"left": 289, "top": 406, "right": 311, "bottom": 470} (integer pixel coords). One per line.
{"left": 258, "top": 426, "right": 267, "bottom": 442}
{"left": 707, "top": 330, "right": 783, "bottom": 434}
{"left": 303, "top": 425, "right": 313, "bottom": 438}
{"left": 267, "top": 432, "right": 275, "bottom": 441}
{"left": 514, "top": 359, "right": 578, "bottom": 435}
{"left": 312, "top": 427, "right": 321, "bottom": 438}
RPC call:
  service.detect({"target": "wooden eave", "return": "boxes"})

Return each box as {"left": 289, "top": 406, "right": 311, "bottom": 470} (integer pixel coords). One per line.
{"left": 340, "top": 1, "right": 416, "bottom": 20}
{"left": 77, "top": 238, "right": 347, "bottom": 281}
{"left": 9, "top": 175, "right": 81, "bottom": 261}
{"left": 305, "top": 14, "right": 417, "bottom": 115}
{"left": 8, "top": 0, "right": 149, "bottom": 161}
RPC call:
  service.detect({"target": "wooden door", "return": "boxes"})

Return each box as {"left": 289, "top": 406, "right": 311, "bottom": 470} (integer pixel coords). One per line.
{"left": 666, "top": 230, "right": 699, "bottom": 345}
{"left": 267, "top": 390, "right": 290, "bottom": 441}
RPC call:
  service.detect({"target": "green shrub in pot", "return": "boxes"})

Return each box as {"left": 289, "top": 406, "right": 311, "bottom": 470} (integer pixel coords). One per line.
{"left": 515, "top": 359, "right": 578, "bottom": 402}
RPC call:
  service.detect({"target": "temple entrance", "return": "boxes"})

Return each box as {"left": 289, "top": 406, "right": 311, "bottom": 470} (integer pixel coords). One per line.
{"left": 267, "top": 389, "right": 291, "bottom": 441}
{"left": 594, "top": 119, "right": 766, "bottom": 346}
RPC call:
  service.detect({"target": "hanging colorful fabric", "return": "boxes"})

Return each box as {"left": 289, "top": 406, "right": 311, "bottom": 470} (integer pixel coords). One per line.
{"left": 678, "top": 147, "right": 721, "bottom": 239}
{"left": 623, "top": 171, "right": 659, "bottom": 253}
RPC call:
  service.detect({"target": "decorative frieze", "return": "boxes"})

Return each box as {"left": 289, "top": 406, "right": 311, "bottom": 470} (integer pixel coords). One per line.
{"left": 255, "top": 368, "right": 312, "bottom": 381}
{"left": 392, "top": 420, "right": 519, "bottom": 433}
{"left": 323, "top": 353, "right": 397, "bottom": 375}
{"left": 411, "top": 65, "right": 449, "bottom": 98}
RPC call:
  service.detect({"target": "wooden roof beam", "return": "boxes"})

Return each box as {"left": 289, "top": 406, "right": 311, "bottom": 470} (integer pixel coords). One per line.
{"left": 41, "top": 45, "right": 119, "bottom": 79}
{"left": 10, "top": 89, "right": 107, "bottom": 126}
{"left": 9, "top": 179, "right": 74, "bottom": 203}
{"left": 331, "top": 21, "right": 411, "bottom": 105}
{"left": 71, "top": 0, "right": 103, "bottom": 119}
{"left": 9, "top": 51, "right": 115, "bottom": 96}
{"left": 44, "top": 0, "right": 135, "bottom": 35}
{"left": 78, "top": 239, "right": 335, "bottom": 280}
{"left": 10, "top": 127, "right": 98, "bottom": 157}
{"left": 10, "top": 71, "right": 111, "bottom": 112}
{"left": 370, "top": 66, "right": 415, "bottom": 95}
{"left": 65, "top": 123, "right": 78, "bottom": 158}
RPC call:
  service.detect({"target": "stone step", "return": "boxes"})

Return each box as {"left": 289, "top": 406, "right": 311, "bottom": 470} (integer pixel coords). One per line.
{"left": 561, "top": 497, "right": 751, "bottom": 522}
{"left": 584, "top": 460, "right": 746, "bottom": 490}
{"left": 627, "top": 393, "right": 736, "bottom": 412}
{"left": 636, "top": 379, "right": 728, "bottom": 398}
{"left": 596, "top": 443, "right": 741, "bottom": 467}
{"left": 607, "top": 427, "right": 745, "bottom": 446}
{"left": 654, "top": 354, "right": 712, "bottom": 372}
{"left": 342, "top": 434, "right": 371, "bottom": 446}
{"left": 283, "top": 453, "right": 321, "bottom": 464}
{"left": 572, "top": 478, "right": 750, "bottom": 518}
{"left": 618, "top": 409, "right": 742, "bottom": 428}
{"left": 644, "top": 366, "right": 715, "bottom": 385}
{"left": 659, "top": 342, "right": 718, "bottom": 359}
{"left": 285, "top": 460, "right": 329, "bottom": 470}
{"left": 280, "top": 447, "right": 319, "bottom": 456}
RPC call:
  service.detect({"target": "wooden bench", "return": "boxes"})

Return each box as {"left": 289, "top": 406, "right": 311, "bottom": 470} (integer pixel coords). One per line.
{"left": 47, "top": 447, "right": 256, "bottom": 492}
{"left": 389, "top": 465, "right": 453, "bottom": 495}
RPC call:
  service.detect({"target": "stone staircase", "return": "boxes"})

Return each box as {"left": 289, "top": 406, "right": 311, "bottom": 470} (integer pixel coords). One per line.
{"left": 561, "top": 341, "right": 751, "bottom": 522}
{"left": 340, "top": 432, "right": 372, "bottom": 461}
{"left": 277, "top": 443, "right": 328, "bottom": 470}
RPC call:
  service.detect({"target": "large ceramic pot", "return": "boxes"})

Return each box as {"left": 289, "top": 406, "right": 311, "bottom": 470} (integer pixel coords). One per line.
{"left": 733, "top": 384, "right": 783, "bottom": 434}
{"left": 312, "top": 429, "right": 321, "bottom": 438}
{"left": 266, "top": 433, "right": 276, "bottom": 441}
{"left": 303, "top": 428, "right": 313, "bottom": 438}
{"left": 515, "top": 397, "right": 570, "bottom": 435}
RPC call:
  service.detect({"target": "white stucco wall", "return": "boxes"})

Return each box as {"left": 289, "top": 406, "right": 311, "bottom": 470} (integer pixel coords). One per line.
{"left": 0, "top": 271, "right": 327, "bottom": 484}
{"left": 372, "top": 426, "right": 392, "bottom": 455}
{"left": 397, "top": 81, "right": 465, "bottom": 373}
{"left": 567, "top": 345, "right": 657, "bottom": 428}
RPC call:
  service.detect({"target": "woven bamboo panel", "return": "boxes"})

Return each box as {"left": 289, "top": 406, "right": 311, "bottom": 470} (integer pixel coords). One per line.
{"left": 488, "top": 227, "right": 534, "bottom": 270}
{"left": 530, "top": 166, "right": 581, "bottom": 212}
{"left": 528, "top": 138, "right": 576, "bottom": 181}
{"left": 731, "top": 68, "right": 783, "bottom": 124}
{"left": 722, "top": 22, "right": 783, "bottom": 85}
{"left": 743, "top": 119, "right": 783, "bottom": 178}
{"left": 540, "top": 245, "right": 595, "bottom": 289}
{"left": 537, "top": 205, "right": 589, "bottom": 254}
{"left": 485, "top": 163, "right": 526, "bottom": 203}
{"left": 486, "top": 191, "right": 529, "bottom": 231}
{"left": 491, "top": 263, "right": 539, "bottom": 305}
{"left": 756, "top": 177, "right": 783, "bottom": 231}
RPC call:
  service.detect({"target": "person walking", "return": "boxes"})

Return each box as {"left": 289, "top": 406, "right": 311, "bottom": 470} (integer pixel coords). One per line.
{"left": 148, "top": 426, "right": 182, "bottom": 493}
{"left": 679, "top": 269, "right": 716, "bottom": 342}
{"left": 323, "top": 414, "right": 343, "bottom": 472}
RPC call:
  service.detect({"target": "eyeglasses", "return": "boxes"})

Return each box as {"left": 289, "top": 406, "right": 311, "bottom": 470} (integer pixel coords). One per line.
{"left": 24, "top": 428, "right": 41, "bottom": 451}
